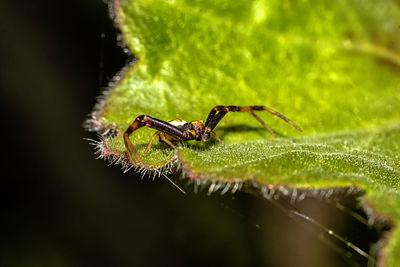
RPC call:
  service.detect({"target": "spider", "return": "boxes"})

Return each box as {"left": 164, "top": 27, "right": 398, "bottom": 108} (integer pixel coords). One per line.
{"left": 123, "top": 105, "right": 302, "bottom": 165}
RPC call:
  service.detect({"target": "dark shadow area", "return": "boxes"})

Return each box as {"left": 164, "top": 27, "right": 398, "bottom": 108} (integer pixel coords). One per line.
{"left": 0, "top": 1, "right": 390, "bottom": 266}
{"left": 218, "top": 124, "right": 286, "bottom": 138}
{"left": 217, "top": 124, "right": 288, "bottom": 138}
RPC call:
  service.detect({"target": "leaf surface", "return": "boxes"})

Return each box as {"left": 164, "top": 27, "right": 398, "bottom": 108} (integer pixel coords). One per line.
{"left": 89, "top": 0, "right": 400, "bottom": 265}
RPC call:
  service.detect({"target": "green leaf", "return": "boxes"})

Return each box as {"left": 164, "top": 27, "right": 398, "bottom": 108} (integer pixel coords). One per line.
{"left": 87, "top": 0, "right": 400, "bottom": 265}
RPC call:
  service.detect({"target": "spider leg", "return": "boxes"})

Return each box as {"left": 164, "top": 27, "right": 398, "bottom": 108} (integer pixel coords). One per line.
{"left": 124, "top": 115, "right": 186, "bottom": 165}
{"left": 159, "top": 133, "right": 177, "bottom": 149}
{"left": 203, "top": 105, "right": 301, "bottom": 141}
{"left": 123, "top": 115, "right": 147, "bottom": 165}
{"left": 211, "top": 131, "right": 224, "bottom": 144}
{"left": 249, "top": 111, "right": 276, "bottom": 136}
{"left": 144, "top": 131, "right": 161, "bottom": 154}
{"left": 253, "top": 106, "right": 302, "bottom": 132}
{"left": 204, "top": 106, "right": 228, "bottom": 131}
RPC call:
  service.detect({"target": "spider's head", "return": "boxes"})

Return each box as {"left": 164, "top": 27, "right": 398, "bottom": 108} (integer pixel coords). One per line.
{"left": 190, "top": 120, "right": 204, "bottom": 141}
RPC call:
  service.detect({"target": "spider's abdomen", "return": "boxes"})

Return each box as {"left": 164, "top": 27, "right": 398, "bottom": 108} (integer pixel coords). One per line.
{"left": 158, "top": 119, "right": 195, "bottom": 142}
{"left": 165, "top": 119, "right": 204, "bottom": 141}
{"left": 168, "top": 119, "right": 188, "bottom": 127}
{"left": 169, "top": 120, "right": 195, "bottom": 137}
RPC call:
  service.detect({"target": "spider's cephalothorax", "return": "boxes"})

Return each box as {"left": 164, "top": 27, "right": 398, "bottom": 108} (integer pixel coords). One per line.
{"left": 123, "top": 105, "right": 302, "bottom": 165}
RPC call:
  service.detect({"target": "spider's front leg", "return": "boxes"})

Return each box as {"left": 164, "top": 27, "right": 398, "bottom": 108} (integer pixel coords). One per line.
{"left": 202, "top": 105, "right": 302, "bottom": 141}
{"left": 123, "top": 115, "right": 186, "bottom": 165}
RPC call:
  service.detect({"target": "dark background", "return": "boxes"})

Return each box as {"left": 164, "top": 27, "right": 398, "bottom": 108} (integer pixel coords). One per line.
{"left": 0, "top": 1, "right": 382, "bottom": 266}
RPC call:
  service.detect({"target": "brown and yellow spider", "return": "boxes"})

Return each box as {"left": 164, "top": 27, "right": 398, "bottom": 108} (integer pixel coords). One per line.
{"left": 123, "top": 105, "right": 302, "bottom": 165}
